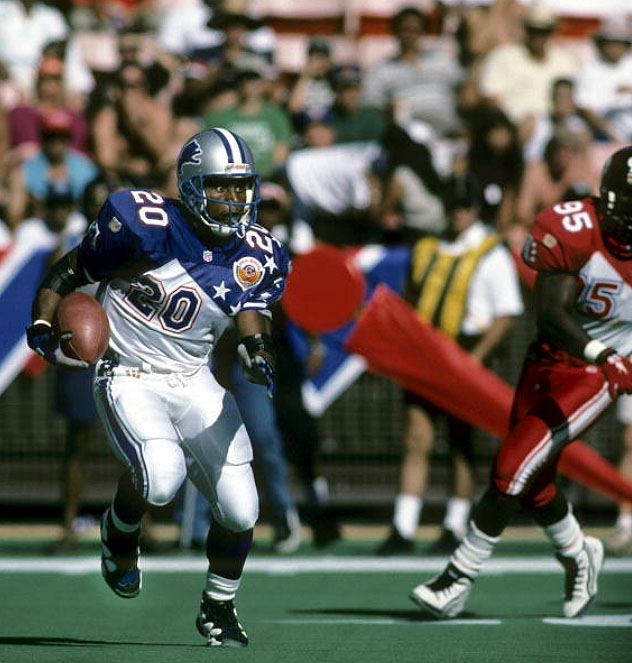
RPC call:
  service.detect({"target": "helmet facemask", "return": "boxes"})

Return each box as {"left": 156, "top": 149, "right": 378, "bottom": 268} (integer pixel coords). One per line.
{"left": 180, "top": 173, "right": 260, "bottom": 237}
{"left": 600, "top": 189, "right": 632, "bottom": 260}
{"left": 176, "top": 128, "right": 261, "bottom": 237}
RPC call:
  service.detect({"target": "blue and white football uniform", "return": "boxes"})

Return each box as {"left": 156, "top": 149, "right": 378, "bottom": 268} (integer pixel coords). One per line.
{"left": 77, "top": 188, "right": 290, "bottom": 528}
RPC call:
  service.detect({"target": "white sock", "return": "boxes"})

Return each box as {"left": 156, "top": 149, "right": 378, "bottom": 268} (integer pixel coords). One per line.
{"left": 442, "top": 498, "right": 471, "bottom": 538}
{"left": 205, "top": 572, "right": 240, "bottom": 602}
{"left": 110, "top": 506, "right": 140, "bottom": 533}
{"left": 615, "top": 512, "right": 632, "bottom": 531}
{"left": 450, "top": 520, "right": 500, "bottom": 578}
{"left": 544, "top": 509, "right": 584, "bottom": 558}
{"left": 312, "top": 476, "right": 329, "bottom": 503}
{"left": 393, "top": 494, "right": 422, "bottom": 540}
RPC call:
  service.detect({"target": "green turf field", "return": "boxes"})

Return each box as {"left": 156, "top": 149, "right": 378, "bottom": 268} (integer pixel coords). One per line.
{"left": 1, "top": 535, "right": 631, "bottom": 663}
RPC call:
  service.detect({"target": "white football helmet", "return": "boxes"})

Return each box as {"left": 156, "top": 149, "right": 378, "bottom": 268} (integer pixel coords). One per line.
{"left": 177, "top": 128, "right": 260, "bottom": 236}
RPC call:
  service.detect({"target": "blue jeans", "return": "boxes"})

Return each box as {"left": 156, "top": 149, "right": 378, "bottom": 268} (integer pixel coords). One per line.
{"left": 226, "top": 359, "right": 295, "bottom": 520}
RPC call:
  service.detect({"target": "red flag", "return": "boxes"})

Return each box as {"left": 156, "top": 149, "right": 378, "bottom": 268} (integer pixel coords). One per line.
{"left": 345, "top": 284, "right": 632, "bottom": 504}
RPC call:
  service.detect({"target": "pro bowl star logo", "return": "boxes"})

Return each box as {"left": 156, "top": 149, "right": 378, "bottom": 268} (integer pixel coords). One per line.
{"left": 177, "top": 139, "right": 202, "bottom": 178}
{"left": 233, "top": 256, "right": 264, "bottom": 291}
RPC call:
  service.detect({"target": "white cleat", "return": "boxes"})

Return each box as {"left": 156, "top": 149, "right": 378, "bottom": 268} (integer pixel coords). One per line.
{"left": 556, "top": 536, "right": 604, "bottom": 618}
{"left": 410, "top": 563, "right": 474, "bottom": 618}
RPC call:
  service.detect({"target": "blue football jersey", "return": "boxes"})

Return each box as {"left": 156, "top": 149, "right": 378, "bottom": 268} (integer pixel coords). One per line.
{"left": 77, "top": 189, "right": 291, "bottom": 372}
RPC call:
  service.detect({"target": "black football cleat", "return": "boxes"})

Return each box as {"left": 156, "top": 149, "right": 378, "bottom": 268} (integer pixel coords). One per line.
{"left": 427, "top": 528, "right": 462, "bottom": 555}
{"left": 196, "top": 593, "right": 248, "bottom": 647}
{"left": 100, "top": 508, "right": 142, "bottom": 599}
{"left": 376, "top": 528, "right": 415, "bottom": 556}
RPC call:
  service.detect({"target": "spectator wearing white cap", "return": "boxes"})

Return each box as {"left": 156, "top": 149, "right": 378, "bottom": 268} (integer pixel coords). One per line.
{"left": 0, "top": 1, "right": 93, "bottom": 105}
{"left": 0, "top": 0, "right": 67, "bottom": 99}
{"left": 477, "top": 0, "right": 576, "bottom": 144}
{"left": 574, "top": 14, "right": 632, "bottom": 143}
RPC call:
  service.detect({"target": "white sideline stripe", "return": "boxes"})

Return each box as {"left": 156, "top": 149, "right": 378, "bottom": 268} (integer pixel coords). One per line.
{"left": 263, "top": 619, "right": 502, "bottom": 626}
{"left": 1, "top": 556, "right": 632, "bottom": 575}
{"left": 543, "top": 615, "right": 632, "bottom": 627}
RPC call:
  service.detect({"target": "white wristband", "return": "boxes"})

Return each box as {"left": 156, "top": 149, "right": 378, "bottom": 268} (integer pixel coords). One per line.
{"left": 32, "top": 319, "right": 52, "bottom": 328}
{"left": 583, "top": 339, "right": 609, "bottom": 363}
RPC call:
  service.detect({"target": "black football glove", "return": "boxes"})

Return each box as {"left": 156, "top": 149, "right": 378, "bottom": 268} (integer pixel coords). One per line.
{"left": 26, "top": 320, "right": 88, "bottom": 369}
{"left": 237, "top": 334, "right": 276, "bottom": 399}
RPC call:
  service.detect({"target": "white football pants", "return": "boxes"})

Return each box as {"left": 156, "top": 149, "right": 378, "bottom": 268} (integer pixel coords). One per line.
{"left": 93, "top": 363, "right": 258, "bottom": 532}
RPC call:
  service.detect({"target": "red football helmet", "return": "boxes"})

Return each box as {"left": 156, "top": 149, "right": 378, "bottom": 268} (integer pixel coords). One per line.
{"left": 599, "top": 145, "right": 632, "bottom": 259}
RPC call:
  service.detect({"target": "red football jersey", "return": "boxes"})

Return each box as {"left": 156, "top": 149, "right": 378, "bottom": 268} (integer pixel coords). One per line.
{"left": 522, "top": 197, "right": 632, "bottom": 356}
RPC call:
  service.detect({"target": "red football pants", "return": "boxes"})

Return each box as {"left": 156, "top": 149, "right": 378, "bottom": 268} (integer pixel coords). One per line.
{"left": 492, "top": 344, "right": 613, "bottom": 508}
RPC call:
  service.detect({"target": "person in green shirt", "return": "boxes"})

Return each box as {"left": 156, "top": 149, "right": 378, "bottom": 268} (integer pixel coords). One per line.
{"left": 329, "top": 64, "right": 387, "bottom": 145}
{"left": 204, "top": 69, "right": 293, "bottom": 177}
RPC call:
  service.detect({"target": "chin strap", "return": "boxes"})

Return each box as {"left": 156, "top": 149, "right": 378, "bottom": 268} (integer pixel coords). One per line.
{"left": 603, "top": 232, "right": 632, "bottom": 260}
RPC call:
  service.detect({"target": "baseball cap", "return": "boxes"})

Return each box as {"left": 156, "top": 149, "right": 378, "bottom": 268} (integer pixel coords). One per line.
{"left": 308, "top": 38, "right": 331, "bottom": 56}
{"left": 39, "top": 108, "right": 73, "bottom": 136}
{"left": 523, "top": 1, "right": 557, "bottom": 31}
{"left": 594, "top": 15, "right": 632, "bottom": 44}
{"left": 443, "top": 173, "right": 480, "bottom": 211}
{"left": 331, "top": 64, "right": 361, "bottom": 88}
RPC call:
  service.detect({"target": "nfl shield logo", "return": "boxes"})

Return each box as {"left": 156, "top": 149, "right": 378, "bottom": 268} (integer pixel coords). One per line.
{"left": 203, "top": 250, "right": 213, "bottom": 262}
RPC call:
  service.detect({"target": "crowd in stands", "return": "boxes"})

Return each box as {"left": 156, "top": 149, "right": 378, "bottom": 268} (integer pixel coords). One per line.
{"left": 0, "top": 0, "right": 628, "bottom": 250}
{"left": 2, "top": 0, "right": 632, "bottom": 553}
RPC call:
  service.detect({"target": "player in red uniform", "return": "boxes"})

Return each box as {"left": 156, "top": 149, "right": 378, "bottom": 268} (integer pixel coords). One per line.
{"left": 410, "top": 145, "right": 632, "bottom": 619}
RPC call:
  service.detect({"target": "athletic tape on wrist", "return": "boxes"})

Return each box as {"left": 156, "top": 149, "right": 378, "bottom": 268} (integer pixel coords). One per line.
{"left": 583, "top": 339, "right": 609, "bottom": 363}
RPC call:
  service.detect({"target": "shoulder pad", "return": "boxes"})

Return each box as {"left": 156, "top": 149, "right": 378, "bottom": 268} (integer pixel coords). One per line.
{"left": 523, "top": 199, "right": 598, "bottom": 273}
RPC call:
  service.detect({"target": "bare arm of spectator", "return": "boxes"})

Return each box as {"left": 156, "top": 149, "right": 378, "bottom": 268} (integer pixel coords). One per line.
{"left": 578, "top": 106, "right": 622, "bottom": 143}
{"left": 515, "top": 162, "right": 541, "bottom": 228}
{"left": 5, "top": 163, "right": 27, "bottom": 229}
{"left": 469, "top": 314, "right": 516, "bottom": 363}
{"left": 0, "top": 108, "right": 7, "bottom": 183}
{"left": 495, "top": 184, "right": 520, "bottom": 234}
{"left": 272, "top": 141, "right": 290, "bottom": 172}
{"left": 91, "top": 104, "right": 121, "bottom": 184}
{"left": 119, "top": 97, "right": 173, "bottom": 163}
{"left": 464, "top": 0, "right": 522, "bottom": 66}
{"left": 286, "top": 53, "right": 329, "bottom": 115}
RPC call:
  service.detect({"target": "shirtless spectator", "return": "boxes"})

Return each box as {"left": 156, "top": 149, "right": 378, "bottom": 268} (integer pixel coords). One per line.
{"left": 515, "top": 130, "right": 601, "bottom": 229}
{"left": 91, "top": 62, "right": 173, "bottom": 187}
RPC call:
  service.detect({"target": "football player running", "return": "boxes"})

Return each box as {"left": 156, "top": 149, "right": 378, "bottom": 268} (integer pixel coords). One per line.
{"left": 410, "top": 145, "right": 632, "bottom": 620}
{"left": 27, "top": 129, "right": 291, "bottom": 647}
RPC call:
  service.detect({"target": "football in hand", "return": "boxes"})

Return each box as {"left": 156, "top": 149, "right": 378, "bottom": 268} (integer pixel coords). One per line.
{"left": 54, "top": 292, "right": 110, "bottom": 365}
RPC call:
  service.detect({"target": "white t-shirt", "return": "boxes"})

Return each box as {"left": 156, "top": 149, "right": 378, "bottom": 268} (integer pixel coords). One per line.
{"left": 0, "top": 1, "right": 68, "bottom": 95}
{"left": 393, "top": 164, "right": 446, "bottom": 235}
{"left": 437, "top": 222, "right": 524, "bottom": 335}
{"left": 479, "top": 42, "right": 576, "bottom": 122}
{"left": 575, "top": 53, "right": 632, "bottom": 115}
{"left": 285, "top": 142, "right": 382, "bottom": 216}
{"left": 156, "top": 0, "right": 275, "bottom": 58}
